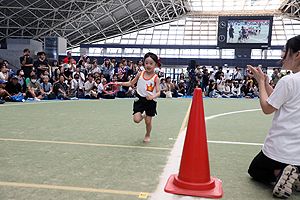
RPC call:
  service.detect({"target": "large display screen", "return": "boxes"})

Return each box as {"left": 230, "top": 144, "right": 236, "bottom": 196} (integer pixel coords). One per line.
{"left": 227, "top": 19, "right": 270, "bottom": 44}
{"left": 218, "top": 16, "right": 273, "bottom": 49}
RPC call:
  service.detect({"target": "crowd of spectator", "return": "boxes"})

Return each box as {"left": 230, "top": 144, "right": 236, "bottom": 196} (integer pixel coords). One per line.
{"left": 0, "top": 48, "right": 290, "bottom": 104}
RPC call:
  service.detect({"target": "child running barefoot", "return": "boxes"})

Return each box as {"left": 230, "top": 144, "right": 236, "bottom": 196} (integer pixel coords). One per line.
{"left": 247, "top": 35, "right": 300, "bottom": 198}
{"left": 117, "top": 52, "right": 161, "bottom": 142}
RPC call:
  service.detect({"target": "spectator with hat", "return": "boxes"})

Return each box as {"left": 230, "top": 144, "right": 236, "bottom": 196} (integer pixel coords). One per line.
{"left": 0, "top": 79, "right": 11, "bottom": 103}
{"left": 5, "top": 75, "right": 25, "bottom": 97}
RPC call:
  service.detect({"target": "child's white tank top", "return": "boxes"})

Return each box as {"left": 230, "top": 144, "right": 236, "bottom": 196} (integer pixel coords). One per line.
{"left": 136, "top": 71, "right": 158, "bottom": 98}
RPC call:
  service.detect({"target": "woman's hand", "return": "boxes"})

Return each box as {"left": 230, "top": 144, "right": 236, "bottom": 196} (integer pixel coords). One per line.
{"left": 247, "top": 65, "right": 265, "bottom": 83}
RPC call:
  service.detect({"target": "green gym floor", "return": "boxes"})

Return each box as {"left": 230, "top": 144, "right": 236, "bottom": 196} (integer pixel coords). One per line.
{"left": 1, "top": 98, "right": 299, "bottom": 200}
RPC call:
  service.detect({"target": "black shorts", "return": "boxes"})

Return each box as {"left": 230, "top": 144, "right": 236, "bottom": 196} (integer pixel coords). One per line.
{"left": 248, "top": 151, "right": 300, "bottom": 182}
{"left": 133, "top": 94, "right": 157, "bottom": 117}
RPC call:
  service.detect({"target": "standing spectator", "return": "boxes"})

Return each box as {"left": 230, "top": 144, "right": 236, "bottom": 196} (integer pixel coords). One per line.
{"left": 34, "top": 52, "right": 49, "bottom": 77}
{"left": 84, "top": 74, "right": 95, "bottom": 99}
{"left": 0, "top": 62, "right": 8, "bottom": 81}
{"left": 100, "top": 58, "right": 114, "bottom": 82}
{"left": 111, "top": 58, "right": 116, "bottom": 67}
{"left": 224, "top": 68, "right": 232, "bottom": 80}
{"left": 20, "top": 48, "right": 34, "bottom": 78}
{"left": 137, "top": 60, "right": 145, "bottom": 71}
{"left": 63, "top": 51, "right": 76, "bottom": 64}
{"left": 92, "top": 61, "right": 101, "bottom": 74}
{"left": 114, "top": 61, "right": 125, "bottom": 80}
{"left": 26, "top": 74, "right": 43, "bottom": 101}
{"left": 215, "top": 66, "right": 223, "bottom": 81}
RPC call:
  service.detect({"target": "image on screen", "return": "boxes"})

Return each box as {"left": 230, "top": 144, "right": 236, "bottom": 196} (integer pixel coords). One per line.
{"left": 227, "top": 20, "right": 270, "bottom": 44}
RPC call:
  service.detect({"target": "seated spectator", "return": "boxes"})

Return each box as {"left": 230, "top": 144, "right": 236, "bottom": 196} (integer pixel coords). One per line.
{"left": 64, "top": 57, "right": 76, "bottom": 74}
{"left": 94, "top": 77, "right": 104, "bottom": 99}
{"left": 16, "top": 69, "right": 26, "bottom": 92}
{"left": 55, "top": 75, "right": 69, "bottom": 100}
{"left": 84, "top": 74, "right": 95, "bottom": 99}
{"left": 52, "top": 68, "right": 61, "bottom": 84}
{"left": 178, "top": 80, "right": 186, "bottom": 96}
{"left": 208, "top": 80, "right": 218, "bottom": 98}
{"left": 70, "top": 73, "right": 85, "bottom": 98}
{"left": 26, "top": 74, "right": 43, "bottom": 101}
{"left": 245, "top": 81, "right": 259, "bottom": 98}
{"left": 25, "top": 70, "right": 35, "bottom": 88}
{"left": 73, "top": 65, "right": 85, "bottom": 82}
{"left": 231, "top": 81, "right": 242, "bottom": 98}
{"left": 0, "top": 62, "right": 8, "bottom": 81}
{"left": 0, "top": 80, "right": 11, "bottom": 103}
{"left": 20, "top": 48, "right": 34, "bottom": 78}
{"left": 160, "top": 78, "right": 168, "bottom": 98}
{"left": 166, "top": 77, "right": 178, "bottom": 97}
{"left": 114, "top": 61, "right": 125, "bottom": 80}
{"left": 221, "top": 80, "right": 232, "bottom": 98}
{"left": 40, "top": 76, "right": 54, "bottom": 99}
{"left": 3, "top": 60, "right": 14, "bottom": 77}
{"left": 5, "top": 75, "right": 25, "bottom": 97}
{"left": 91, "top": 86, "right": 98, "bottom": 99}
{"left": 51, "top": 60, "right": 59, "bottom": 76}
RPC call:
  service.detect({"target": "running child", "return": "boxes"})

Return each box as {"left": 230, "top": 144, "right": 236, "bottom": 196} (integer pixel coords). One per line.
{"left": 117, "top": 52, "right": 161, "bottom": 142}
{"left": 247, "top": 35, "right": 300, "bottom": 198}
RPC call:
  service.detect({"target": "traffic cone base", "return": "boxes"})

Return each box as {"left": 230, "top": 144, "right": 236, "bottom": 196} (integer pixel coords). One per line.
{"left": 164, "top": 174, "right": 223, "bottom": 198}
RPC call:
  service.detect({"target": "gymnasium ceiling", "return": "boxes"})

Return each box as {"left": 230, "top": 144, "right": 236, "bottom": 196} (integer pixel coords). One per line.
{"left": 0, "top": 0, "right": 299, "bottom": 49}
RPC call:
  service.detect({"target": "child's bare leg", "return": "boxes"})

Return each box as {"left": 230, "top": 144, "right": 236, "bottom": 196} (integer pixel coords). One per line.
{"left": 133, "top": 112, "right": 144, "bottom": 123}
{"left": 143, "top": 116, "right": 152, "bottom": 142}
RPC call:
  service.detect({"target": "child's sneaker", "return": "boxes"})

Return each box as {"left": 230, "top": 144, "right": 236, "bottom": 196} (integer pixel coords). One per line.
{"left": 273, "top": 165, "right": 298, "bottom": 198}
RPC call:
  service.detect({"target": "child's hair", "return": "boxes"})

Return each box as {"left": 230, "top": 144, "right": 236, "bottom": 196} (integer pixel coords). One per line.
{"left": 281, "top": 35, "right": 300, "bottom": 61}
{"left": 92, "top": 85, "right": 97, "bottom": 90}
{"left": 143, "top": 52, "right": 162, "bottom": 67}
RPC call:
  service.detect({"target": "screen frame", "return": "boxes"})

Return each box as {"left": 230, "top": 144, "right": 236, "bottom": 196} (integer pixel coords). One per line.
{"left": 217, "top": 15, "right": 273, "bottom": 49}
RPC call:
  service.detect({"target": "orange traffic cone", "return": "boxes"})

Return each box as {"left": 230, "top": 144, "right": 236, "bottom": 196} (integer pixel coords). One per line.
{"left": 164, "top": 88, "right": 223, "bottom": 198}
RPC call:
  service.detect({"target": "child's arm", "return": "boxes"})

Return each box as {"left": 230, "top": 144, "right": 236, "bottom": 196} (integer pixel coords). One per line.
{"left": 117, "top": 72, "right": 140, "bottom": 87}
{"left": 145, "top": 76, "right": 161, "bottom": 101}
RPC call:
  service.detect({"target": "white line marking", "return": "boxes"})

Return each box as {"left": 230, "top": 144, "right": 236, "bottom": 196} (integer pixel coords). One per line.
{"left": 151, "top": 108, "right": 262, "bottom": 200}
{"left": 208, "top": 140, "right": 263, "bottom": 146}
